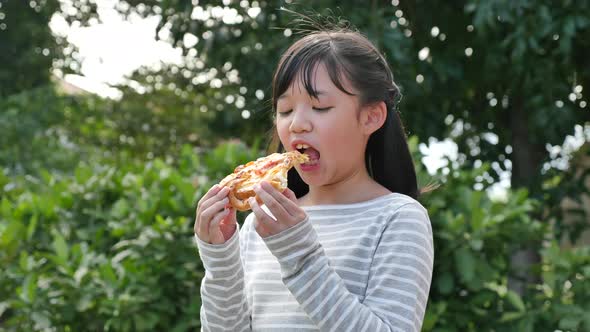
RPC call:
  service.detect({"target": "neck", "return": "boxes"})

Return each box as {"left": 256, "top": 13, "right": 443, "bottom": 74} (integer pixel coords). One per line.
{"left": 300, "top": 164, "right": 390, "bottom": 206}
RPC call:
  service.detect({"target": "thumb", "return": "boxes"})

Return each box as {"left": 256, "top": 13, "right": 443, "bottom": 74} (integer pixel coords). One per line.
{"left": 220, "top": 207, "right": 237, "bottom": 225}
{"left": 219, "top": 208, "right": 237, "bottom": 241}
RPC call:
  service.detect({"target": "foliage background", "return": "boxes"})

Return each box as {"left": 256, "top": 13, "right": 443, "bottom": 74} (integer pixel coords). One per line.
{"left": 1, "top": 0, "right": 590, "bottom": 331}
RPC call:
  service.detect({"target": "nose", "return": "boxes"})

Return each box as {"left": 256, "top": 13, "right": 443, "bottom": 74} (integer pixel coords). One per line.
{"left": 289, "top": 107, "right": 312, "bottom": 133}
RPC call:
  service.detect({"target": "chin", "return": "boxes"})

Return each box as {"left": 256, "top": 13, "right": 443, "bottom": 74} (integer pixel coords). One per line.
{"left": 296, "top": 172, "right": 325, "bottom": 187}
{"left": 301, "top": 176, "right": 328, "bottom": 187}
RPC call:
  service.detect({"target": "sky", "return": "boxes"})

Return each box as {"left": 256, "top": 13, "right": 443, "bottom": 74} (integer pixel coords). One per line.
{"left": 50, "top": 0, "right": 183, "bottom": 99}
{"left": 48, "top": 0, "right": 590, "bottom": 202}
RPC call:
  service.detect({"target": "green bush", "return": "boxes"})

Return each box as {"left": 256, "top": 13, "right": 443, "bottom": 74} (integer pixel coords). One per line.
{"left": 422, "top": 165, "right": 541, "bottom": 331}
{"left": 420, "top": 161, "right": 590, "bottom": 332}
{"left": 1, "top": 88, "right": 588, "bottom": 331}
{"left": 0, "top": 85, "right": 258, "bottom": 178}
{"left": 2, "top": 139, "right": 588, "bottom": 331}
{"left": 0, "top": 86, "right": 82, "bottom": 175}
{"left": 0, "top": 141, "right": 259, "bottom": 331}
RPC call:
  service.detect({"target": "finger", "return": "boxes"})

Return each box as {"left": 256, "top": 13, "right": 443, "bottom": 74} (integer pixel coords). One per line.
{"left": 282, "top": 187, "right": 298, "bottom": 203}
{"left": 198, "top": 186, "right": 230, "bottom": 217}
{"left": 208, "top": 207, "right": 231, "bottom": 244}
{"left": 196, "top": 184, "right": 221, "bottom": 211}
{"left": 195, "top": 186, "right": 220, "bottom": 233}
{"left": 249, "top": 197, "right": 280, "bottom": 236}
{"left": 259, "top": 181, "right": 303, "bottom": 219}
{"left": 196, "top": 185, "right": 221, "bottom": 233}
{"left": 253, "top": 183, "right": 291, "bottom": 222}
{"left": 198, "top": 196, "right": 229, "bottom": 239}
{"left": 219, "top": 207, "right": 236, "bottom": 227}
{"left": 217, "top": 207, "right": 238, "bottom": 242}
{"left": 254, "top": 217, "right": 272, "bottom": 238}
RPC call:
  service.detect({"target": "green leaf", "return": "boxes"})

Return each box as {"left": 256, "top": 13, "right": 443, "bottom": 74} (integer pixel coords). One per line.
{"left": 1, "top": 218, "right": 24, "bottom": 246}
{"left": 500, "top": 311, "right": 525, "bottom": 322}
{"left": 52, "top": 231, "right": 69, "bottom": 262}
{"left": 76, "top": 294, "right": 94, "bottom": 312}
{"left": 31, "top": 311, "right": 51, "bottom": 329}
{"left": 505, "top": 290, "right": 525, "bottom": 312}
{"left": 111, "top": 199, "right": 130, "bottom": 219}
{"left": 563, "top": 18, "right": 576, "bottom": 36}
{"left": 19, "top": 251, "right": 29, "bottom": 271}
{"left": 437, "top": 272, "right": 454, "bottom": 294}
{"left": 0, "top": 197, "right": 11, "bottom": 218}
{"left": 100, "top": 262, "right": 118, "bottom": 285}
{"left": 470, "top": 238, "right": 483, "bottom": 251}
{"left": 422, "top": 309, "right": 439, "bottom": 330}
{"left": 454, "top": 248, "right": 476, "bottom": 282}
{"left": 134, "top": 312, "right": 159, "bottom": 330}
{"left": 0, "top": 301, "right": 9, "bottom": 317}
{"left": 27, "top": 213, "right": 38, "bottom": 240}
{"left": 470, "top": 190, "right": 483, "bottom": 230}
{"left": 518, "top": 316, "right": 536, "bottom": 332}
{"left": 559, "top": 315, "right": 581, "bottom": 330}
{"left": 19, "top": 274, "right": 37, "bottom": 303}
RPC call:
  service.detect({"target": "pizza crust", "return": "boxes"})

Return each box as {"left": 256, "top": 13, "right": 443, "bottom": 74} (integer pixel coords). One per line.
{"left": 218, "top": 151, "right": 309, "bottom": 211}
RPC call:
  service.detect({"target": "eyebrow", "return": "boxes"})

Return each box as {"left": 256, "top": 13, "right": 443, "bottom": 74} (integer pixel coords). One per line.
{"left": 278, "top": 90, "right": 328, "bottom": 100}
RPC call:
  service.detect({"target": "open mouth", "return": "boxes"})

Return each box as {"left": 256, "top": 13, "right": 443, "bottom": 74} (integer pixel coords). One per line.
{"left": 294, "top": 143, "right": 320, "bottom": 166}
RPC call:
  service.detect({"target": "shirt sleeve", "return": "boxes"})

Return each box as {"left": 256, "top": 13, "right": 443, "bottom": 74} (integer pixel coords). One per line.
{"left": 262, "top": 202, "right": 434, "bottom": 332}
{"left": 195, "top": 224, "right": 251, "bottom": 332}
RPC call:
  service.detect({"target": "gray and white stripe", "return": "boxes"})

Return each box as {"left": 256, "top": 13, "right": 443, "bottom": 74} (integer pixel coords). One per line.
{"left": 196, "top": 192, "right": 434, "bottom": 331}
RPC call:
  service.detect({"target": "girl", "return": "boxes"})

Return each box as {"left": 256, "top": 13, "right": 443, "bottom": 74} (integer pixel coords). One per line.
{"left": 194, "top": 27, "right": 434, "bottom": 332}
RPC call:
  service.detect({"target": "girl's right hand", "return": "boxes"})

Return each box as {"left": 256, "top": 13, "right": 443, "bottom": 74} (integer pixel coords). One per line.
{"left": 194, "top": 184, "right": 237, "bottom": 244}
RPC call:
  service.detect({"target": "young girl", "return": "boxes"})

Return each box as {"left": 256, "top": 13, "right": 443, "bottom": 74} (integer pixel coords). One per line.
{"left": 194, "top": 27, "right": 434, "bottom": 332}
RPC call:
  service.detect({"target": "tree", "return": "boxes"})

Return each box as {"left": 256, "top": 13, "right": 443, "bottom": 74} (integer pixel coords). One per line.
{"left": 88, "top": 0, "right": 589, "bottom": 189}
{"left": 97, "top": 0, "right": 590, "bottom": 294}
{"left": 0, "top": 0, "right": 62, "bottom": 96}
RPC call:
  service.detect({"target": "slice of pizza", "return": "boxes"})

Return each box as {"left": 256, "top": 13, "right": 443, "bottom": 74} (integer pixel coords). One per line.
{"left": 218, "top": 151, "right": 309, "bottom": 211}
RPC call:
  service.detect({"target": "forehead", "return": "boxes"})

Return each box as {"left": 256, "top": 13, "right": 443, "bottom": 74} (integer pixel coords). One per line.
{"left": 279, "top": 63, "right": 355, "bottom": 100}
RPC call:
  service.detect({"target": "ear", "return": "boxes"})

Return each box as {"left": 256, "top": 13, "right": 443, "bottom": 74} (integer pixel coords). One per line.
{"left": 360, "top": 101, "right": 387, "bottom": 136}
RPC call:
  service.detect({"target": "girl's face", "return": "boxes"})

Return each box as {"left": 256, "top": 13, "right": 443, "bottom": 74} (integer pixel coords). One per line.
{"left": 276, "top": 63, "right": 369, "bottom": 187}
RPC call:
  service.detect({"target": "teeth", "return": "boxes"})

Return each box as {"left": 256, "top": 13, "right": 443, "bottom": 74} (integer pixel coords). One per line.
{"left": 295, "top": 143, "right": 310, "bottom": 150}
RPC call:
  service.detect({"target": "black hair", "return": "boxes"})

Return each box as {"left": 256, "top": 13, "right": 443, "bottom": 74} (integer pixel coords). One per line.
{"left": 267, "top": 28, "right": 433, "bottom": 200}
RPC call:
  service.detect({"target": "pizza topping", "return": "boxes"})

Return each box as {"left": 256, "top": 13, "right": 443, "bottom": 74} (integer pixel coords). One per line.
{"left": 291, "top": 142, "right": 319, "bottom": 164}
{"left": 261, "top": 159, "right": 281, "bottom": 170}
{"left": 217, "top": 150, "right": 308, "bottom": 211}
{"left": 302, "top": 147, "right": 320, "bottom": 164}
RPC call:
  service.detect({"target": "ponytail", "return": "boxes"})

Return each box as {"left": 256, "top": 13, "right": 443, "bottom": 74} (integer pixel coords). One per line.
{"left": 366, "top": 100, "right": 419, "bottom": 199}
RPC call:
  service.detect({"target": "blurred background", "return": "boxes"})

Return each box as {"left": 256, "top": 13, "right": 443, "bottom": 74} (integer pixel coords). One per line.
{"left": 1, "top": 0, "right": 589, "bottom": 331}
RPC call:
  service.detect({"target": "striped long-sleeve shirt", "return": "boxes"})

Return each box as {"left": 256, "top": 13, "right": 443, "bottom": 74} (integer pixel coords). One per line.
{"left": 195, "top": 192, "right": 434, "bottom": 332}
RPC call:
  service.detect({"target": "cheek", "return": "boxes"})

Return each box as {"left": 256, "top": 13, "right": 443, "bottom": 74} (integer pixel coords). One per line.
{"left": 276, "top": 120, "right": 290, "bottom": 147}
{"left": 321, "top": 113, "right": 362, "bottom": 140}
{"left": 320, "top": 122, "right": 361, "bottom": 153}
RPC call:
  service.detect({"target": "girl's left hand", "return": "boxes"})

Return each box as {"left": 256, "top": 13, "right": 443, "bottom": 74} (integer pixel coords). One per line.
{"left": 249, "top": 181, "right": 307, "bottom": 238}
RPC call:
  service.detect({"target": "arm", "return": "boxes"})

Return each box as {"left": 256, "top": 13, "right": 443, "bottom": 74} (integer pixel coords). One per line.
{"left": 195, "top": 225, "right": 251, "bottom": 332}
{"left": 262, "top": 203, "right": 434, "bottom": 332}
{"left": 194, "top": 184, "right": 251, "bottom": 331}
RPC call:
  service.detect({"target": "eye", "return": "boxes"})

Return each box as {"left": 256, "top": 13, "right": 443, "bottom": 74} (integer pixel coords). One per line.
{"left": 277, "top": 109, "right": 292, "bottom": 116}
{"left": 313, "top": 106, "right": 333, "bottom": 112}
